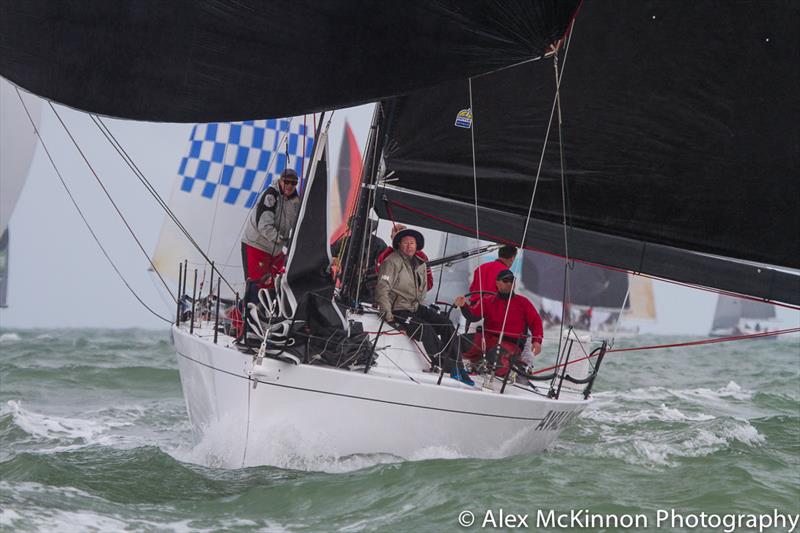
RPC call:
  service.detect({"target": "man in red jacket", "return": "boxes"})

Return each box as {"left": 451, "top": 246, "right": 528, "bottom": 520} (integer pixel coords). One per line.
{"left": 454, "top": 269, "right": 543, "bottom": 377}
{"left": 468, "top": 245, "right": 517, "bottom": 303}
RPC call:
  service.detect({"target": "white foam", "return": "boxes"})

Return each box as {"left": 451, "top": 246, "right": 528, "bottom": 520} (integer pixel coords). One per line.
{"left": 0, "top": 509, "right": 23, "bottom": 527}
{"left": 583, "top": 403, "right": 715, "bottom": 424}
{"left": 18, "top": 509, "right": 128, "bottom": 533}
{"left": 170, "top": 415, "right": 474, "bottom": 473}
{"left": 600, "top": 419, "right": 764, "bottom": 467}
{"left": 5, "top": 400, "right": 132, "bottom": 448}
{"left": 0, "top": 332, "right": 21, "bottom": 343}
{"left": 408, "top": 445, "right": 468, "bottom": 462}
{"left": 596, "top": 381, "right": 754, "bottom": 404}
{"left": 0, "top": 507, "right": 289, "bottom": 533}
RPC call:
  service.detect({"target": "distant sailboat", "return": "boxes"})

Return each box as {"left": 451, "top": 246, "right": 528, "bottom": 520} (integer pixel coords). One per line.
{"left": 710, "top": 295, "right": 778, "bottom": 338}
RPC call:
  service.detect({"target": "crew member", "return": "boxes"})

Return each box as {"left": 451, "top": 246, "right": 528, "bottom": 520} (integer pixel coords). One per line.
{"left": 454, "top": 269, "right": 543, "bottom": 377}
{"left": 241, "top": 168, "right": 301, "bottom": 289}
{"left": 376, "top": 228, "right": 473, "bottom": 385}
{"left": 469, "top": 245, "right": 517, "bottom": 302}
{"left": 375, "top": 224, "right": 433, "bottom": 290}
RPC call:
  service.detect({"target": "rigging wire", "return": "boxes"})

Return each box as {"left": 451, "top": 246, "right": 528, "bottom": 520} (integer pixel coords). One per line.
{"left": 204, "top": 125, "right": 234, "bottom": 274}
{"left": 14, "top": 89, "right": 171, "bottom": 323}
{"left": 433, "top": 233, "right": 450, "bottom": 303}
{"left": 48, "top": 103, "right": 176, "bottom": 301}
{"left": 467, "top": 78, "right": 486, "bottom": 354}
{"left": 550, "top": 51, "right": 574, "bottom": 392}
{"left": 92, "top": 116, "right": 238, "bottom": 294}
{"left": 492, "top": 18, "right": 578, "bottom": 359}
{"left": 532, "top": 326, "right": 800, "bottom": 377}
{"left": 353, "top": 107, "right": 382, "bottom": 305}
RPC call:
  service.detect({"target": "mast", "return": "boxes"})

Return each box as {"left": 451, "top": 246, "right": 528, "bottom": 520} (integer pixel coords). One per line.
{"left": 339, "top": 104, "right": 384, "bottom": 306}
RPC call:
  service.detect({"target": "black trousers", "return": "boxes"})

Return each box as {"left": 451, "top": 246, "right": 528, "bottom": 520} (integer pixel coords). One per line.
{"left": 393, "top": 306, "right": 459, "bottom": 372}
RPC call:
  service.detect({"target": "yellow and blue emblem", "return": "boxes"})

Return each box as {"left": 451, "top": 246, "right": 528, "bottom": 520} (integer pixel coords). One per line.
{"left": 454, "top": 108, "right": 472, "bottom": 129}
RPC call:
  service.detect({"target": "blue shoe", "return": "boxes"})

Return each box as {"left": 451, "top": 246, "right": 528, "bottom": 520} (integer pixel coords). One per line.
{"left": 450, "top": 368, "right": 475, "bottom": 387}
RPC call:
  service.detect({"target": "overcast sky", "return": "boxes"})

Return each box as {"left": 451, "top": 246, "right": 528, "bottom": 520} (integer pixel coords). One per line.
{"left": 0, "top": 87, "right": 797, "bottom": 337}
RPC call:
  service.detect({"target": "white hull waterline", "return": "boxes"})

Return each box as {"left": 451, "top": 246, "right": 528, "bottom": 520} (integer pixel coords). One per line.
{"left": 172, "top": 312, "right": 596, "bottom": 468}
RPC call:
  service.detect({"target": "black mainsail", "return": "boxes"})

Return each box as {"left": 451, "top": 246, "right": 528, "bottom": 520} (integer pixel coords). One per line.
{"left": 374, "top": 0, "right": 800, "bottom": 305}
{"left": 0, "top": 0, "right": 579, "bottom": 122}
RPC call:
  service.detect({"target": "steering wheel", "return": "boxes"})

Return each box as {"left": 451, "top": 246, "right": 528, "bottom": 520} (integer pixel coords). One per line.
{"left": 433, "top": 290, "right": 498, "bottom": 321}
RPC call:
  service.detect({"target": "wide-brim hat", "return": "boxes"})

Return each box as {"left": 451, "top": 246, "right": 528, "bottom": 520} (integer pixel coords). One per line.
{"left": 392, "top": 228, "right": 424, "bottom": 251}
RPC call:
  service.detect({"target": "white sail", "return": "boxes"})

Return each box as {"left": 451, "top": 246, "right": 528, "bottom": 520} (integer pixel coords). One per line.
{"left": 624, "top": 275, "right": 656, "bottom": 321}
{"left": 1, "top": 78, "right": 41, "bottom": 236}
{"left": 151, "top": 118, "right": 316, "bottom": 296}
{"left": 710, "top": 294, "right": 777, "bottom": 336}
{"left": 1, "top": 77, "right": 42, "bottom": 307}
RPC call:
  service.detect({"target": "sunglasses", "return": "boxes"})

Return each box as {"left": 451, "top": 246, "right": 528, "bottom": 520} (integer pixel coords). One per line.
{"left": 498, "top": 278, "right": 514, "bottom": 283}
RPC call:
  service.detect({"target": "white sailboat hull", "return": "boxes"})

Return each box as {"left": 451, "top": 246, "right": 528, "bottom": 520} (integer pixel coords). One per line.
{"left": 173, "top": 323, "right": 590, "bottom": 468}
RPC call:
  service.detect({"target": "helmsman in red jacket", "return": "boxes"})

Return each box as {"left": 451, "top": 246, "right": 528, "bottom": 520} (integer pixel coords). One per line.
{"left": 454, "top": 269, "right": 543, "bottom": 377}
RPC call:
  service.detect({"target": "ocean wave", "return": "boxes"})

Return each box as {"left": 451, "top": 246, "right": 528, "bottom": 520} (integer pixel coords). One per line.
{"left": 594, "top": 380, "right": 754, "bottom": 403}
{"left": 4, "top": 400, "right": 131, "bottom": 444}
{"left": 0, "top": 332, "right": 21, "bottom": 343}
{"left": 0, "top": 503, "right": 288, "bottom": 533}
{"left": 590, "top": 419, "right": 764, "bottom": 467}
{"left": 582, "top": 403, "right": 715, "bottom": 424}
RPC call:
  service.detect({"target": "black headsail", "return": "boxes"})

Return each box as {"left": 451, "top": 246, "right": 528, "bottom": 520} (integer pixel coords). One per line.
{"left": 0, "top": 0, "right": 579, "bottom": 122}
{"left": 281, "top": 129, "right": 344, "bottom": 330}
{"left": 375, "top": 0, "right": 800, "bottom": 305}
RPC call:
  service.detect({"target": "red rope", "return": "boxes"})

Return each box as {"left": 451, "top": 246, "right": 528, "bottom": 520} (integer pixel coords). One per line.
{"left": 606, "top": 327, "right": 800, "bottom": 353}
{"left": 384, "top": 197, "right": 800, "bottom": 312}
{"left": 531, "top": 327, "right": 800, "bottom": 375}
{"left": 384, "top": 198, "right": 398, "bottom": 231}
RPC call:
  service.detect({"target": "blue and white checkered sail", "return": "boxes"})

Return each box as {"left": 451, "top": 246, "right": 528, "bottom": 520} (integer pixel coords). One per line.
{"left": 152, "top": 118, "right": 315, "bottom": 294}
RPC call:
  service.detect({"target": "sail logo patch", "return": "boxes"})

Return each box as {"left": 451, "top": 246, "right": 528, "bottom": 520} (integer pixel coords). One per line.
{"left": 454, "top": 108, "right": 472, "bottom": 129}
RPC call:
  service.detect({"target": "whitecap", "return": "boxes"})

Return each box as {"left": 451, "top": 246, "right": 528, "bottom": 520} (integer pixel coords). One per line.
{"left": 583, "top": 403, "right": 715, "bottom": 424}
{"left": 5, "top": 400, "right": 131, "bottom": 447}
{"left": 0, "top": 509, "right": 23, "bottom": 528}
{"left": 598, "top": 419, "right": 764, "bottom": 467}
{"left": 0, "top": 332, "right": 21, "bottom": 343}
{"left": 596, "top": 381, "right": 754, "bottom": 405}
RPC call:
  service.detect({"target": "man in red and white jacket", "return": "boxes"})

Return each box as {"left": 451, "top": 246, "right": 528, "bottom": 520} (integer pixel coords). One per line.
{"left": 454, "top": 269, "right": 543, "bottom": 377}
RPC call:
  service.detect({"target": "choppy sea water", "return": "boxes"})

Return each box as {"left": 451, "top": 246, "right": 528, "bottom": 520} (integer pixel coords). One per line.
{"left": 0, "top": 329, "right": 798, "bottom": 532}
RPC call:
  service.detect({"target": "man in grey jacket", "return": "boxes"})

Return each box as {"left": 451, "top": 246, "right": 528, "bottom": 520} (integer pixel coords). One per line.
{"left": 376, "top": 228, "right": 473, "bottom": 385}
{"left": 241, "top": 168, "right": 301, "bottom": 288}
